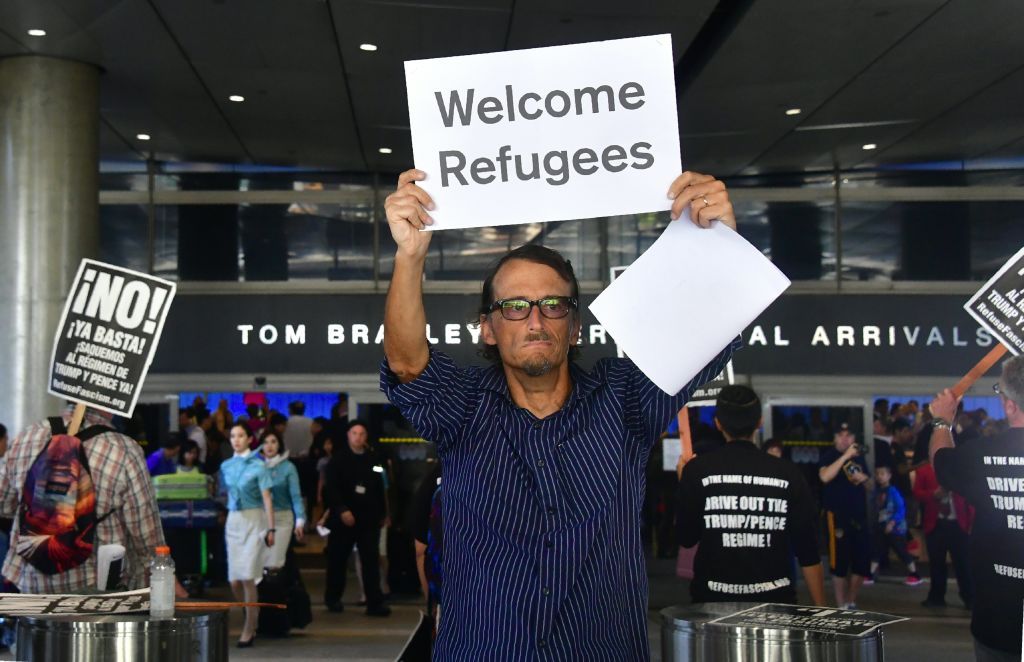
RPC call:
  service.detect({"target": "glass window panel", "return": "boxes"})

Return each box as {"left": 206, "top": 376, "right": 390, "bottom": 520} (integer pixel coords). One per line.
{"left": 840, "top": 201, "right": 1024, "bottom": 281}
{"left": 734, "top": 201, "right": 836, "bottom": 281}
{"left": 99, "top": 205, "right": 149, "bottom": 273}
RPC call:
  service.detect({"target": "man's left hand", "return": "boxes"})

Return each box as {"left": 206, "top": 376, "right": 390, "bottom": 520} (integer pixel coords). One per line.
{"left": 667, "top": 172, "right": 736, "bottom": 230}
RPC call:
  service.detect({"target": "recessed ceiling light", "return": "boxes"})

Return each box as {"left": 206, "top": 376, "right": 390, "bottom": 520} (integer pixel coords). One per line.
{"left": 27, "top": 29, "right": 46, "bottom": 37}
{"left": 378, "top": 147, "right": 393, "bottom": 154}
{"left": 136, "top": 133, "right": 151, "bottom": 141}
{"left": 862, "top": 143, "right": 877, "bottom": 150}
{"left": 785, "top": 108, "right": 801, "bottom": 116}
{"left": 228, "top": 95, "right": 245, "bottom": 103}
{"left": 360, "top": 43, "right": 378, "bottom": 52}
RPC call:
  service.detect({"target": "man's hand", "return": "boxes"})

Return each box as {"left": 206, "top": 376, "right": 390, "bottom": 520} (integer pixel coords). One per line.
{"left": 885, "top": 521, "right": 894, "bottom": 534}
{"left": 929, "top": 389, "right": 960, "bottom": 422}
{"left": 341, "top": 511, "right": 356, "bottom": 527}
{"left": 667, "top": 172, "right": 736, "bottom": 230}
{"left": 842, "top": 444, "right": 860, "bottom": 460}
{"left": 294, "top": 525, "right": 304, "bottom": 542}
{"left": 850, "top": 471, "right": 869, "bottom": 486}
{"left": 384, "top": 169, "right": 434, "bottom": 259}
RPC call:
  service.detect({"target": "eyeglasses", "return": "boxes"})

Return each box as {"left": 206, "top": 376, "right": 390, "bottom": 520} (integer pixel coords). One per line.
{"left": 994, "top": 382, "right": 1006, "bottom": 398}
{"left": 487, "top": 296, "right": 577, "bottom": 321}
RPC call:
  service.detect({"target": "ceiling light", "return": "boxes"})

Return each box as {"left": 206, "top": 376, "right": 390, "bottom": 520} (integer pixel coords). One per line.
{"left": 136, "top": 133, "right": 151, "bottom": 141}
{"left": 862, "top": 143, "right": 877, "bottom": 150}
{"left": 360, "top": 43, "right": 378, "bottom": 52}
{"left": 785, "top": 108, "right": 801, "bottom": 116}
{"left": 228, "top": 95, "right": 245, "bottom": 103}
{"left": 27, "top": 29, "right": 46, "bottom": 37}
{"left": 378, "top": 147, "right": 392, "bottom": 154}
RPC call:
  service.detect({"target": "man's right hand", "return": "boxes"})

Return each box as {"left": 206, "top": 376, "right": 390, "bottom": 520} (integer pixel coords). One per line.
{"left": 384, "top": 169, "right": 434, "bottom": 259}
{"left": 842, "top": 445, "right": 860, "bottom": 460}
{"left": 341, "top": 511, "right": 356, "bottom": 527}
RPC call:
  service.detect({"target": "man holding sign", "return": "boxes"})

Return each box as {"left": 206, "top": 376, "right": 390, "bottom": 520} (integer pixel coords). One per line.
{"left": 929, "top": 357, "right": 1024, "bottom": 661}
{"left": 380, "top": 168, "right": 738, "bottom": 660}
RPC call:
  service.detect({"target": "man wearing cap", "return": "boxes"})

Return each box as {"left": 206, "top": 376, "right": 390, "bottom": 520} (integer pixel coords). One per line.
{"left": 677, "top": 386, "right": 825, "bottom": 606}
{"left": 929, "top": 355, "right": 1024, "bottom": 661}
{"left": 819, "top": 422, "right": 871, "bottom": 608}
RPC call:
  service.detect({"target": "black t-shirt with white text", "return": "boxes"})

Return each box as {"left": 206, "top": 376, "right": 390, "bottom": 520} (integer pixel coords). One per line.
{"left": 934, "top": 427, "right": 1024, "bottom": 654}
{"left": 677, "top": 441, "right": 820, "bottom": 604}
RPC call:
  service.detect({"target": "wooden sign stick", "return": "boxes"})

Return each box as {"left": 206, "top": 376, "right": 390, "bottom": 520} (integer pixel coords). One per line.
{"left": 67, "top": 403, "right": 87, "bottom": 436}
{"left": 952, "top": 344, "right": 1008, "bottom": 398}
{"left": 678, "top": 407, "right": 693, "bottom": 460}
{"left": 175, "top": 601, "right": 286, "bottom": 611}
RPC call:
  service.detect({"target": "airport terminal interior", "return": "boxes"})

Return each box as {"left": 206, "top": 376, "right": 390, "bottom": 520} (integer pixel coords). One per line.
{"left": 2, "top": 0, "right": 1024, "bottom": 660}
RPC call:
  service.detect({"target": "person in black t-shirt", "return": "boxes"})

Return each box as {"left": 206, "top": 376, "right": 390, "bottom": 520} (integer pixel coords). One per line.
{"left": 322, "top": 420, "right": 391, "bottom": 617}
{"left": 678, "top": 386, "right": 825, "bottom": 606}
{"left": 819, "top": 423, "right": 871, "bottom": 609}
{"left": 929, "top": 355, "right": 1024, "bottom": 661}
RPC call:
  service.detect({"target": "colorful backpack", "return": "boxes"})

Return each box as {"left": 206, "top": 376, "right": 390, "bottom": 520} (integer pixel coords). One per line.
{"left": 16, "top": 417, "right": 114, "bottom": 575}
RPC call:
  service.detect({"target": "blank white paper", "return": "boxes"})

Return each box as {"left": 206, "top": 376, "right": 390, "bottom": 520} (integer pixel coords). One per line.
{"left": 588, "top": 217, "right": 790, "bottom": 394}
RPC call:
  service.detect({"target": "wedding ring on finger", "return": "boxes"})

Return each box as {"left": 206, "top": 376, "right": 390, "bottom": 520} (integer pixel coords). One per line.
{"left": 702, "top": 196, "right": 711, "bottom": 208}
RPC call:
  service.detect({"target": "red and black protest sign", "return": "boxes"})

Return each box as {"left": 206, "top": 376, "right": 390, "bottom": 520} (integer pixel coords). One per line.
{"left": 964, "top": 245, "right": 1024, "bottom": 356}
{"left": 48, "top": 260, "right": 176, "bottom": 418}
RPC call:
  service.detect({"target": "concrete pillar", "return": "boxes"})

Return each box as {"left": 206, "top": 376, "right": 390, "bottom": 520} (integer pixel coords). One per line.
{"left": 0, "top": 56, "right": 100, "bottom": 431}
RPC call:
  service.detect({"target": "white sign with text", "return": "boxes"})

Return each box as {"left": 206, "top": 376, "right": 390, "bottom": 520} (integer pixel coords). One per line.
{"left": 589, "top": 218, "right": 790, "bottom": 394}
{"left": 405, "top": 34, "right": 682, "bottom": 231}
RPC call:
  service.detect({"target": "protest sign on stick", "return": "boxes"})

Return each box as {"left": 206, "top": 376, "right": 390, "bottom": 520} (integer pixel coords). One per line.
{"left": 405, "top": 34, "right": 682, "bottom": 231}
{"left": 955, "top": 245, "right": 1024, "bottom": 395}
{"left": 48, "top": 260, "right": 176, "bottom": 420}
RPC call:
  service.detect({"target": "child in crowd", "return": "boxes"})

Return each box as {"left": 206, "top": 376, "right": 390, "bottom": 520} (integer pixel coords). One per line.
{"left": 871, "top": 465, "right": 922, "bottom": 586}
{"left": 178, "top": 439, "right": 203, "bottom": 473}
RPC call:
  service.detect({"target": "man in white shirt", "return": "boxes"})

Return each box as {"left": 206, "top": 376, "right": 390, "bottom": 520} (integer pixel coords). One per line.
{"left": 284, "top": 401, "right": 314, "bottom": 458}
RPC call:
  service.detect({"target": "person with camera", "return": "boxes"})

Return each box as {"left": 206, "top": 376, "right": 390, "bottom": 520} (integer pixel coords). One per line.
{"left": 819, "top": 423, "right": 871, "bottom": 608}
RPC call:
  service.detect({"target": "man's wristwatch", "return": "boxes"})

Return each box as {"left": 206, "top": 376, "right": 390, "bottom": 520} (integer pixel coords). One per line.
{"left": 931, "top": 418, "right": 953, "bottom": 432}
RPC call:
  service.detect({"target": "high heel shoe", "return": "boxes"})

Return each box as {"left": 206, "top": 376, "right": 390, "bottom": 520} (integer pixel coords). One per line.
{"left": 237, "top": 634, "right": 256, "bottom": 648}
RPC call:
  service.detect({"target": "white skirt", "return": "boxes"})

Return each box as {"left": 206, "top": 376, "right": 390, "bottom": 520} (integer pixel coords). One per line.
{"left": 225, "top": 508, "right": 267, "bottom": 582}
{"left": 262, "top": 510, "right": 294, "bottom": 569}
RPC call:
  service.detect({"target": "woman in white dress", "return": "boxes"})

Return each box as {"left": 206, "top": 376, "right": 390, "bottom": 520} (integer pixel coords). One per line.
{"left": 219, "top": 422, "right": 275, "bottom": 647}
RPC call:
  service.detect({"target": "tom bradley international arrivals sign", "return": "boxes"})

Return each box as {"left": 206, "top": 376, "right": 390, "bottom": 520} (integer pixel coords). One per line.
{"left": 149, "top": 293, "right": 1002, "bottom": 378}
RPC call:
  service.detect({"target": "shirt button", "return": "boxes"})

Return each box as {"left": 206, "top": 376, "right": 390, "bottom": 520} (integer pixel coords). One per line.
{"left": 538, "top": 639, "right": 547, "bottom": 648}
{"left": 542, "top": 586, "right": 551, "bottom": 596}
{"left": 547, "top": 506, "right": 556, "bottom": 515}
{"left": 557, "top": 443, "right": 565, "bottom": 451}
{"left": 536, "top": 458, "right": 546, "bottom": 468}
{"left": 545, "top": 538, "right": 553, "bottom": 548}
{"left": 533, "top": 420, "right": 542, "bottom": 429}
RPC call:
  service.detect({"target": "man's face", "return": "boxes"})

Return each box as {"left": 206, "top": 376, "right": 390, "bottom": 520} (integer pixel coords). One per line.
{"left": 834, "top": 429, "right": 855, "bottom": 451}
{"left": 347, "top": 425, "right": 369, "bottom": 453}
{"left": 480, "top": 260, "right": 580, "bottom": 378}
{"left": 179, "top": 412, "right": 191, "bottom": 427}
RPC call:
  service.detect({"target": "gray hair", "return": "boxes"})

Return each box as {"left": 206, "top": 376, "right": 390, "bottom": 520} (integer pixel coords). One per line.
{"left": 1001, "top": 354, "right": 1024, "bottom": 405}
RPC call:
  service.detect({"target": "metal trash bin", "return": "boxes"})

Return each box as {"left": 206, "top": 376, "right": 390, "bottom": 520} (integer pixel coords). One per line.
{"left": 662, "top": 603, "right": 885, "bottom": 662}
{"left": 15, "top": 610, "right": 228, "bottom": 661}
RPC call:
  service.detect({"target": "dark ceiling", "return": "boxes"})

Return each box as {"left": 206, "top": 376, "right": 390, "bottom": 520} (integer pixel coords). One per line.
{"left": 1, "top": 0, "right": 1023, "bottom": 177}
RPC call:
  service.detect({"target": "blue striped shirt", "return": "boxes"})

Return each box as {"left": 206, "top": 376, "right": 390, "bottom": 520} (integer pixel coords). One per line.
{"left": 380, "top": 341, "right": 738, "bottom": 661}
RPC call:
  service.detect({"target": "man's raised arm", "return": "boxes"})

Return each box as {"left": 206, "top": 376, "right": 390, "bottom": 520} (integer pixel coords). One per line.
{"left": 383, "top": 169, "right": 435, "bottom": 383}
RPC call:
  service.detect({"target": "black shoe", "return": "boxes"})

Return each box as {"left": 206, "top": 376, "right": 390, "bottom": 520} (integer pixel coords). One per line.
{"left": 365, "top": 605, "right": 391, "bottom": 617}
{"left": 237, "top": 634, "right": 256, "bottom": 648}
{"left": 326, "top": 602, "right": 344, "bottom": 613}
{"left": 920, "top": 598, "right": 946, "bottom": 608}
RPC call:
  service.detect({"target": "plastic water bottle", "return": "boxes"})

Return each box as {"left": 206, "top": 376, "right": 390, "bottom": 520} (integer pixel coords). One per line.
{"left": 149, "top": 546, "right": 175, "bottom": 619}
